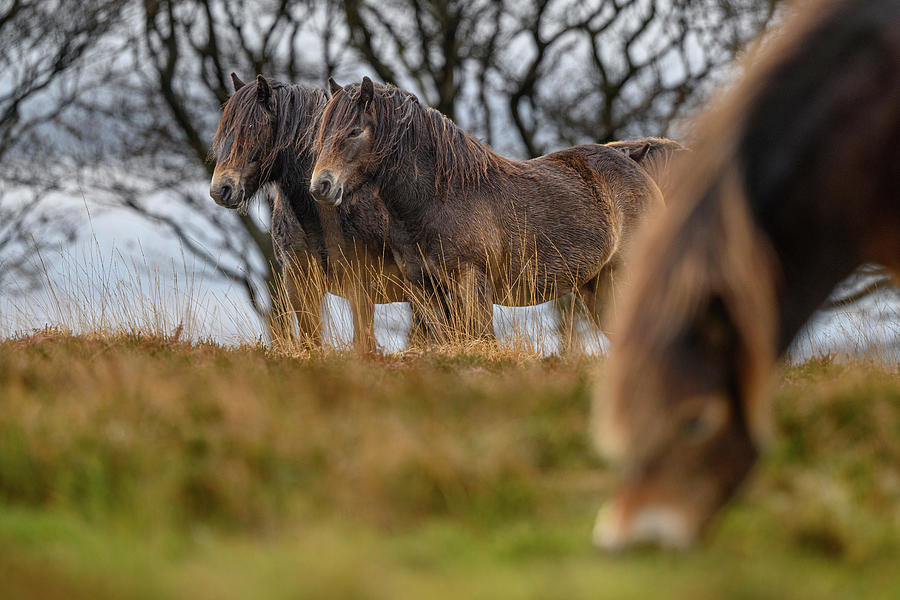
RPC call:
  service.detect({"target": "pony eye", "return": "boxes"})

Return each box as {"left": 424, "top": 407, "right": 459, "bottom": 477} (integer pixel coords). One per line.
{"left": 348, "top": 128, "right": 364, "bottom": 138}
{"left": 681, "top": 415, "right": 707, "bottom": 438}
{"left": 680, "top": 399, "right": 728, "bottom": 440}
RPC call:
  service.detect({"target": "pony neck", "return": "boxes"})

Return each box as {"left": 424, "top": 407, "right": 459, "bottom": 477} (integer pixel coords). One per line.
{"left": 371, "top": 95, "right": 507, "bottom": 222}
{"left": 265, "top": 85, "right": 325, "bottom": 201}
{"left": 271, "top": 148, "right": 313, "bottom": 198}
{"left": 755, "top": 200, "right": 860, "bottom": 354}
{"left": 272, "top": 149, "right": 324, "bottom": 229}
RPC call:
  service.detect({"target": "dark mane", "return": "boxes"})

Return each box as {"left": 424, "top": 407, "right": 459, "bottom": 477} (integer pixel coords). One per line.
{"left": 212, "top": 80, "right": 327, "bottom": 178}
{"left": 316, "top": 82, "right": 520, "bottom": 194}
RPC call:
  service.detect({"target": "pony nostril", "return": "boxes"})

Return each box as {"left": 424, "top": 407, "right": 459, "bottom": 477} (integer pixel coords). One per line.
{"left": 311, "top": 171, "right": 343, "bottom": 206}
{"left": 220, "top": 184, "right": 232, "bottom": 205}
{"left": 593, "top": 499, "right": 696, "bottom": 551}
{"left": 312, "top": 171, "right": 338, "bottom": 202}
{"left": 212, "top": 182, "right": 233, "bottom": 205}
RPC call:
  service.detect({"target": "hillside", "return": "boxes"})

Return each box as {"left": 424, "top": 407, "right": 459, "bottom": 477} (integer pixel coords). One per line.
{"left": 0, "top": 331, "right": 898, "bottom": 599}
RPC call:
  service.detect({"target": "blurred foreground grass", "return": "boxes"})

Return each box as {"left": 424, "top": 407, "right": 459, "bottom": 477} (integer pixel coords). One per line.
{"left": 0, "top": 330, "right": 898, "bottom": 599}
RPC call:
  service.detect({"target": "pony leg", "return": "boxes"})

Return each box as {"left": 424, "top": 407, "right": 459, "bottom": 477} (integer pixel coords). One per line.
{"left": 347, "top": 280, "right": 377, "bottom": 352}
{"left": 579, "top": 257, "right": 622, "bottom": 341}
{"left": 283, "top": 256, "right": 323, "bottom": 349}
{"left": 554, "top": 293, "right": 584, "bottom": 355}
{"left": 407, "top": 281, "right": 452, "bottom": 345}
{"left": 454, "top": 265, "right": 495, "bottom": 341}
{"left": 337, "top": 253, "right": 381, "bottom": 352}
{"left": 271, "top": 195, "right": 322, "bottom": 349}
{"left": 406, "top": 295, "right": 439, "bottom": 347}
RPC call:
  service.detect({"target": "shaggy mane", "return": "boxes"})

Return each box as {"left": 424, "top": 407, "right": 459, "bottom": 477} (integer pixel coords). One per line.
{"left": 316, "top": 81, "right": 522, "bottom": 194}
{"left": 212, "top": 80, "right": 327, "bottom": 180}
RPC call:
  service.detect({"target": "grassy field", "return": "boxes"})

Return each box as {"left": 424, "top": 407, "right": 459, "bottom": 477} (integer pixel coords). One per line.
{"left": 0, "top": 330, "right": 898, "bottom": 599}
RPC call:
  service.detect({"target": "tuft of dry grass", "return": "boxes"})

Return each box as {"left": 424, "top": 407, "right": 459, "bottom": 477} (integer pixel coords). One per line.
{"left": 263, "top": 234, "right": 610, "bottom": 355}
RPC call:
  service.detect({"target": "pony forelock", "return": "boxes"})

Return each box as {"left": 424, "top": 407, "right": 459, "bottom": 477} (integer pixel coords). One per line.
{"left": 213, "top": 79, "right": 327, "bottom": 179}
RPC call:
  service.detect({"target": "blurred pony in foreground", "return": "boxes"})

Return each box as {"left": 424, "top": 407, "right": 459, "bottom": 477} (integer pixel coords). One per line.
{"left": 593, "top": 0, "right": 900, "bottom": 550}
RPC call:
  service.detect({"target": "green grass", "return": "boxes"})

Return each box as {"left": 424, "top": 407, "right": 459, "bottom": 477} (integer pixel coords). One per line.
{"left": 0, "top": 331, "right": 898, "bottom": 599}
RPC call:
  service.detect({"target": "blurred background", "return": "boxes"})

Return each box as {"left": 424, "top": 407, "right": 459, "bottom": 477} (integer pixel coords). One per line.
{"left": 1, "top": 0, "right": 896, "bottom": 357}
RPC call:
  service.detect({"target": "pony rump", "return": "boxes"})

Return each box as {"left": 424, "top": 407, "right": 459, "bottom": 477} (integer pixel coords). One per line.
{"left": 317, "top": 81, "right": 520, "bottom": 195}
{"left": 212, "top": 78, "right": 327, "bottom": 185}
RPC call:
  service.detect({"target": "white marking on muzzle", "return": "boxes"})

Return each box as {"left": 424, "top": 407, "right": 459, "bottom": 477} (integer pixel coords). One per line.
{"left": 593, "top": 499, "right": 694, "bottom": 551}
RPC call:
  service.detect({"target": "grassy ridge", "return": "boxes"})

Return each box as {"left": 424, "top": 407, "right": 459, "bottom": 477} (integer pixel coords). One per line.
{"left": 0, "top": 331, "right": 898, "bottom": 599}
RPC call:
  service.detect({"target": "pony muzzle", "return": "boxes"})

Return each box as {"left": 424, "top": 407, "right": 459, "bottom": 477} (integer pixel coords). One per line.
{"left": 593, "top": 489, "right": 701, "bottom": 552}
{"left": 210, "top": 178, "right": 243, "bottom": 209}
{"left": 310, "top": 170, "right": 343, "bottom": 207}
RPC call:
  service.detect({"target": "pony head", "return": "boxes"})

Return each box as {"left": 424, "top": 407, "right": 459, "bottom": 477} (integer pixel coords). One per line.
{"left": 592, "top": 167, "right": 777, "bottom": 550}
{"left": 309, "top": 77, "right": 381, "bottom": 207}
{"left": 210, "top": 74, "right": 323, "bottom": 211}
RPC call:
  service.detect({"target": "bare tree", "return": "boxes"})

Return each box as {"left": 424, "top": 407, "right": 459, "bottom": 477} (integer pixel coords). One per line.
{"left": 501, "top": 0, "right": 781, "bottom": 154}
{"left": 27, "top": 0, "right": 882, "bottom": 348}
{"left": 342, "top": 0, "right": 504, "bottom": 123}
{"left": 338, "top": 0, "right": 780, "bottom": 157}
{"left": 0, "top": 0, "right": 123, "bottom": 293}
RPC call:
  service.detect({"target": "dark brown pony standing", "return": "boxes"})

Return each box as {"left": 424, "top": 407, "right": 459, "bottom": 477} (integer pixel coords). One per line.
{"left": 593, "top": 0, "right": 900, "bottom": 550}
{"left": 210, "top": 74, "right": 408, "bottom": 350}
{"left": 310, "top": 79, "right": 664, "bottom": 339}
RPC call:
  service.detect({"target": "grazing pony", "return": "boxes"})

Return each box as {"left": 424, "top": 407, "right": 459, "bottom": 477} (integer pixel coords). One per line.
{"left": 209, "top": 74, "right": 408, "bottom": 350}
{"left": 592, "top": 0, "right": 900, "bottom": 550}
{"left": 310, "top": 78, "right": 664, "bottom": 340}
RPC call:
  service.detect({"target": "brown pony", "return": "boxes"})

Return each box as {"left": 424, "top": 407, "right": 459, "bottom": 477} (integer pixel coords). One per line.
{"left": 209, "top": 74, "right": 408, "bottom": 350}
{"left": 593, "top": 0, "right": 900, "bottom": 550}
{"left": 309, "top": 78, "right": 664, "bottom": 340}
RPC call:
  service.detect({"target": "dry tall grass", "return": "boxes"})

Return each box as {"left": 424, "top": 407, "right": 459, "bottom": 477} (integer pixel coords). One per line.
{"left": 265, "top": 235, "right": 612, "bottom": 356}
{"left": 0, "top": 330, "right": 898, "bottom": 600}
{"left": 2, "top": 188, "right": 896, "bottom": 364}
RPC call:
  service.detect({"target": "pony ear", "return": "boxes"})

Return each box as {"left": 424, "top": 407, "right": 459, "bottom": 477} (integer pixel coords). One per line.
{"left": 627, "top": 143, "right": 651, "bottom": 164}
{"left": 360, "top": 76, "right": 374, "bottom": 108}
{"left": 230, "top": 72, "right": 245, "bottom": 92}
{"left": 256, "top": 74, "right": 273, "bottom": 107}
{"left": 328, "top": 77, "right": 343, "bottom": 97}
